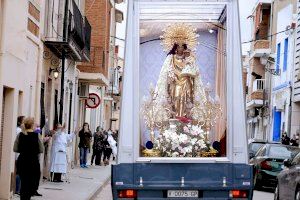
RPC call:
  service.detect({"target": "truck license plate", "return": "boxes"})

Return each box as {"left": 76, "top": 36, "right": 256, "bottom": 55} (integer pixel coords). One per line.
{"left": 168, "top": 190, "right": 198, "bottom": 198}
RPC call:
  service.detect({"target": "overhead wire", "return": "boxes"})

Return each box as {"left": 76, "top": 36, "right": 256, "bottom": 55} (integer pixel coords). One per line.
{"left": 242, "top": 28, "right": 292, "bottom": 44}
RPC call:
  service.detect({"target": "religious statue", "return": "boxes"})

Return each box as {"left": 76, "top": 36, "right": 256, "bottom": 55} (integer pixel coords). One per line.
{"left": 155, "top": 23, "right": 207, "bottom": 119}
{"left": 141, "top": 23, "right": 222, "bottom": 157}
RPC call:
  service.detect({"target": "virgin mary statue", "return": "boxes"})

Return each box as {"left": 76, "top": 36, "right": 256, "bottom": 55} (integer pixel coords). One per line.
{"left": 154, "top": 23, "right": 207, "bottom": 120}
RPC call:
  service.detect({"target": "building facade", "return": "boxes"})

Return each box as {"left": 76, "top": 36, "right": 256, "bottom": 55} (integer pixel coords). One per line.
{"left": 245, "top": 0, "right": 298, "bottom": 142}
{"left": 291, "top": 0, "right": 300, "bottom": 138}
{"left": 246, "top": 0, "right": 272, "bottom": 140}
{"left": 78, "top": 0, "right": 123, "bottom": 133}
{"left": 270, "top": 0, "right": 297, "bottom": 141}
{"left": 0, "top": 0, "right": 91, "bottom": 199}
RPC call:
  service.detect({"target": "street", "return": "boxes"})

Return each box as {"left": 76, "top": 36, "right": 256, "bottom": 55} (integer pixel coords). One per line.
{"left": 95, "top": 181, "right": 274, "bottom": 200}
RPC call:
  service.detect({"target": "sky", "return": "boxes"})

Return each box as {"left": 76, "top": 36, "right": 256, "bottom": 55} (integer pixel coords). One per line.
{"left": 115, "top": 0, "right": 258, "bottom": 57}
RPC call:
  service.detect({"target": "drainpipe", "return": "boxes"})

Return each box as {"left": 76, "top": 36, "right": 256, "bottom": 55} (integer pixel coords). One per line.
{"left": 288, "top": 85, "right": 292, "bottom": 136}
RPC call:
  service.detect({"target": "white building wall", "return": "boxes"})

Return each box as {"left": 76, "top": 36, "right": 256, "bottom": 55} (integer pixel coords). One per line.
{"left": 271, "top": 3, "right": 295, "bottom": 140}
{"left": 0, "top": 0, "right": 43, "bottom": 198}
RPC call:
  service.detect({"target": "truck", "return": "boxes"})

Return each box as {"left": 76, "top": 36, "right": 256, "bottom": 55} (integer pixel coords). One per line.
{"left": 112, "top": 0, "right": 253, "bottom": 199}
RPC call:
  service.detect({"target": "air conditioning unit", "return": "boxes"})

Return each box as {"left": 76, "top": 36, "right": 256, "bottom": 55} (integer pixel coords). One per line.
{"left": 78, "top": 83, "right": 89, "bottom": 99}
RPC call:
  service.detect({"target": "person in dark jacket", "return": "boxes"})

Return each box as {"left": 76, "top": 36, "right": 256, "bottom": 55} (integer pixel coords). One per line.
{"left": 91, "top": 126, "right": 105, "bottom": 166}
{"left": 13, "top": 117, "right": 44, "bottom": 200}
{"left": 78, "top": 122, "right": 92, "bottom": 168}
{"left": 290, "top": 134, "right": 299, "bottom": 146}
{"left": 102, "top": 131, "right": 112, "bottom": 166}
{"left": 281, "top": 132, "right": 290, "bottom": 145}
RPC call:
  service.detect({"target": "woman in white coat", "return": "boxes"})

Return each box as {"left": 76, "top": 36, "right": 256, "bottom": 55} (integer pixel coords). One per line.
{"left": 50, "top": 124, "right": 79, "bottom": 182}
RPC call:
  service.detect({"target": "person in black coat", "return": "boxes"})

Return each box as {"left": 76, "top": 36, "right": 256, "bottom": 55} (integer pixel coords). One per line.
{"left": 281, "top": 132, "right": 290, "bottom": 145}
{"left": 78, "top": 123, "right": 92, "bottom": 168}
{"left": 91, "top": 127, "right": 105, "bottom": 165}
{"left": 102, "top": 131, "right": 112, "bottom": 166}
{"left": 14, "top": 117, "right": 43, "bottom": 200}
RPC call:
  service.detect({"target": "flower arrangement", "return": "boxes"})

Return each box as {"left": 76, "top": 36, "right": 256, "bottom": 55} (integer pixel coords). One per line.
{"left": 154, "top": 123, "right": 209, "bottom": 157}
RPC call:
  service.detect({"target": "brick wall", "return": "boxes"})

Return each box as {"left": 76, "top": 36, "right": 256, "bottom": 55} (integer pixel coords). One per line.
{"left": 28, "top": 2, "right": 40, "bottom": 22}
{"left": 77, "top": 0, "right": 112, "bottom": 78}
{"left": 27, "top": 1, "right": 40, "bottom": 37}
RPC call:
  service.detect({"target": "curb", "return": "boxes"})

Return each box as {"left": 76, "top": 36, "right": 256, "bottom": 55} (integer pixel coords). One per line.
{"left": 88, "top": 175, "right": 111, "bottom": 200}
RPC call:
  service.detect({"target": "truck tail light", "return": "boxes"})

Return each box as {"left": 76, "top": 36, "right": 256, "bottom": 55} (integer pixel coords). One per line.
{"left": 118, "top": 189, "right": 137, "bottom": 198}
{"left": 229, "top": 190, "right": 248, "bottom": 198}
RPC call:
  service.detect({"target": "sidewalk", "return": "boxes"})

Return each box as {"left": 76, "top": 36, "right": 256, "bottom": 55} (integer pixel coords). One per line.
{"left": 14, "top": 164, "right": 111, "bottom": 200}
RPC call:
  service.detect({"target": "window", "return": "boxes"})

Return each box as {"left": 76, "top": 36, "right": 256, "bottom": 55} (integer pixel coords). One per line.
{"left": 283, "top": 38, "right": 288, "bottom": 72}
{"left": 268, "top": 145, "right": 300, "bottom": 159}
{"left": 276, "top": 43, "right": 281, "bottom": 73}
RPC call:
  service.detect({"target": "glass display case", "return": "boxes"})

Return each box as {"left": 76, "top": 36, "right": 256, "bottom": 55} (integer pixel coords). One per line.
{"left": 138, "top": 2, "right": 228, "bottom": 158}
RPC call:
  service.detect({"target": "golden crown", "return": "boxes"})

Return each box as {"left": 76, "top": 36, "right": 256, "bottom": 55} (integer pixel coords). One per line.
{"left": 160, "top": 23, "right": 199, "bottom": 52}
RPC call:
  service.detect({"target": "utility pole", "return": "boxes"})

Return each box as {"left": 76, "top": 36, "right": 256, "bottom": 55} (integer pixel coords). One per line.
{"left": 59, "top": 0, "right": 69, "bottom": 124}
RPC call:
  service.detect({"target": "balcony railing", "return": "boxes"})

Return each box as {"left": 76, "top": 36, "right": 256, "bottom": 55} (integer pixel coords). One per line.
{"left": 251, "top": 40, "right": 271, "bottom": 58}
{"left": 246, "top": 79, "right": 265, "bottom": 108}
{"left": 252, "top": 79, "right": 265, "bottom": 92}
{"left": 254, "top": 40, "right": 270, "bottom": 50}
{"left": 44, "top": 0, "right": 91, "bottom": 62}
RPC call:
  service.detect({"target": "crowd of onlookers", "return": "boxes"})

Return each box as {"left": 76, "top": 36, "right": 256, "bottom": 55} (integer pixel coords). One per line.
{"left": 13, "top": 115, "right": 118, "bottom": 200}
{"left": 281, "top": 132, "right": 299, "bottom": 146}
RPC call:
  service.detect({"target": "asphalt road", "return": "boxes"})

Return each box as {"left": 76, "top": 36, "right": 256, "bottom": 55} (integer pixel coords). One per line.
{"left": 95, "top": 182, "right": 274, "bottom": 200}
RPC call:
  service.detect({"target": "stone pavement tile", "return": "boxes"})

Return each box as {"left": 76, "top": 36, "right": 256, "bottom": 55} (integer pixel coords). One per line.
{"left": 14, "top": 165, "right": 111, "bottom": 200}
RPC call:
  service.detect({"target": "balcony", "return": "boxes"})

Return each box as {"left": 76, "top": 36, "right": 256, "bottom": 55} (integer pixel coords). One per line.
{"left": 44, "top": 0, "right": 91, "bottom": 62}
{"left": 246, "top": 79, "right": 265, "bottom": 109}
{"left": 251, "top": 40, "right": 271, "bottom": 58}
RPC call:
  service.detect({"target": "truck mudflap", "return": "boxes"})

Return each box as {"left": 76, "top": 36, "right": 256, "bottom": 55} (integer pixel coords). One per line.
{"left": 111, "top": 163, "right": 254, "bottom": 200}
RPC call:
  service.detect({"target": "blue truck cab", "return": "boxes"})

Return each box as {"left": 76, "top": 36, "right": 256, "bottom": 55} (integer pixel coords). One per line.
{"left": 112, "top": 0, "right": 253, "bottom": 199}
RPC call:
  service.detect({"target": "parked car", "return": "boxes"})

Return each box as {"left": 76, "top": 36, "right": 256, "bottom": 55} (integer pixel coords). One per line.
{"left": 250, "top": 143, "right": 300, "bottom": 189}
{"left": 274, "top": 152, "right": 300, "bottom": 200}
{"left": 248, "top": 140, "right": 267, "bottom": 159}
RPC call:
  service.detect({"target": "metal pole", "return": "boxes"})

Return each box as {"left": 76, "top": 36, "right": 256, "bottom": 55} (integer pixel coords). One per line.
{"left": 59, "top": 0, "right": 69, "bottom": 124}
{"left": 110, "top": 68, "right": 114, "bottom": 129}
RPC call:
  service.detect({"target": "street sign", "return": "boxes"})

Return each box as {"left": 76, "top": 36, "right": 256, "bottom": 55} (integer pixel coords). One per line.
{"left": 85, "top": 93, "right": 101, "bottom": 109}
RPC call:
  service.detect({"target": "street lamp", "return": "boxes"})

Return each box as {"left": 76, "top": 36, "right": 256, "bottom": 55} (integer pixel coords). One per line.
{"left": 49, "top": 68, "right": 60, "bottom": 79}
{"left": 53, "top": 69, "right": 59, "bottom": 79}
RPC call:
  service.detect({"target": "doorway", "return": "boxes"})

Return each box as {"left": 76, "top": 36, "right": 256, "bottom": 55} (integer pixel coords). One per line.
{"left": 273, "top": 110, "right": 281, "bottom": 142}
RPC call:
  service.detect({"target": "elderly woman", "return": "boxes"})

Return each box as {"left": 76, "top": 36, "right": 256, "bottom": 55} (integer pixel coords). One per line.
{"left": 14, "top": 117, "right": 43, "bottom": 200}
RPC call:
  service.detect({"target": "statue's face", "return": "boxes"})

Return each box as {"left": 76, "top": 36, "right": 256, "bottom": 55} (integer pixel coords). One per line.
{"left": 176, "top": 45, "right": 185, "bottom": 55}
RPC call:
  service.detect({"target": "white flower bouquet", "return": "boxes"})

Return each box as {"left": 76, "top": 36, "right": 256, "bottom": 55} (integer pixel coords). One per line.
{"left": 154, "top": 124, "right": 209, "bottom": 157}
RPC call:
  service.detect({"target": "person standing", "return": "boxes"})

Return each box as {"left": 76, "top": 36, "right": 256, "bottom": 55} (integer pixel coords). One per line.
{"left": 15, "top": 116, "right": 25, "bottom": 195}
{"left": 281, "top": 132, "right": 290, "bottom": 145}
{"left": 290, "top": 134, "right": 299, "bottom": 146}
{"left": 103, "top": 130, "right": 117, "bottom": 166}
{"left": 13, "top": 117, "right": 44, "bottom": 200}
{"left": 50, "top": 124, "right": 78, "bottom": 182}
{"left": 78, "top": 123, "right": 92, "bottom": 168}
{"left": 91, "top": 127, "right": 105, "bottom": 166}
{"left": 102, "top": 131, "right": 111, "bottom": 166}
